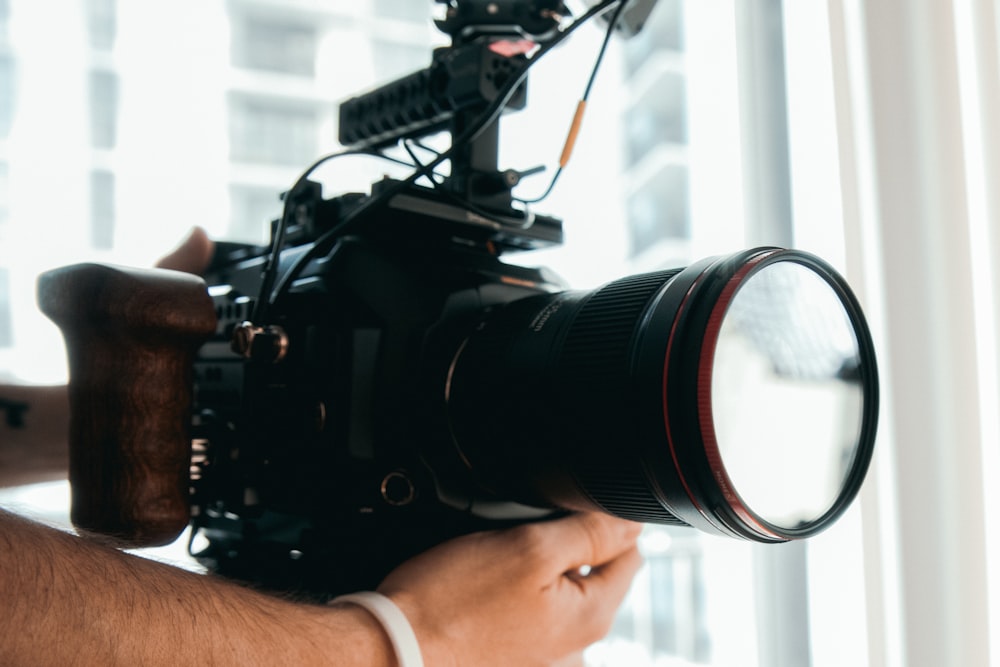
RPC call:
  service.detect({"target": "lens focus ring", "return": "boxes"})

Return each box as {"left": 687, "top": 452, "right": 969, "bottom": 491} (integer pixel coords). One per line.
{"left": 556, "top": 269, "right": 686, "bottom": 524}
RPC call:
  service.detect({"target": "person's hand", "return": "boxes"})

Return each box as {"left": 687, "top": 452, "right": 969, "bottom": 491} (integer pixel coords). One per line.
{"left": 154, "top": 226, "right": 215, "bottom": 274}
{"left": 376, "top": 513, "right": 643, "bottom": 667}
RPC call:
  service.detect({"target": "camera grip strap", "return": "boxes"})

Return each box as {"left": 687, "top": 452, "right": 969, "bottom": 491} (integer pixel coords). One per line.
{"left": 37, "top": 263, "right": 216, "bottom": 546}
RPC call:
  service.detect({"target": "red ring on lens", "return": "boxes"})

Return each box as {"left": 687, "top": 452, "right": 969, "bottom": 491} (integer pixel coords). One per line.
{"left": 661, "top": 272, "right": 711, "bottom": 522}
{"left": 696, "top": 249, "right": 783, "bottom": 540}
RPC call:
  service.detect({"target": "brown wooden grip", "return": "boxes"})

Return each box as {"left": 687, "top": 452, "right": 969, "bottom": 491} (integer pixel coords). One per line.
{"left": 37, "top": 263, "right": 217, "bottom": 546}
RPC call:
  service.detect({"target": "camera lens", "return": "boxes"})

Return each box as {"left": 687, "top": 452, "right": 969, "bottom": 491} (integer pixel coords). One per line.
{"left": 445, "top": 248, "right": 878, "bottom": 541}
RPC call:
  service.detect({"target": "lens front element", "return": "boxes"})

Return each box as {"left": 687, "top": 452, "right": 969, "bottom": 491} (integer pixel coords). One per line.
{"left": 703, "top": 259, "right": 868, "bottom": 533}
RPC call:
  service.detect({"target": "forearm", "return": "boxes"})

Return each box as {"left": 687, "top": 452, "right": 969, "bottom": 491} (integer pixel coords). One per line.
{"left": 0, "top": 509, "right": 395, "bottom": 665}
{"left": 0, "top": 385, "right": 70, "bottom": 487}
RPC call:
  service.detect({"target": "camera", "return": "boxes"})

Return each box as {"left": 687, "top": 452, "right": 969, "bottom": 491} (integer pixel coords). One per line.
{"left": 38, "top": 0, "right": 878, "bottom": 598}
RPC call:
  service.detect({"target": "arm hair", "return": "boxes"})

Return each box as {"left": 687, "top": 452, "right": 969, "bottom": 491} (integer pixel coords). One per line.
{"left": 0, "top": 509, "right": 395, "bottom": 665}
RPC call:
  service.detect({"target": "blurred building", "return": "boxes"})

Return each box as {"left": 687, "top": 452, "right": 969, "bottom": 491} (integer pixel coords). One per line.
{"left": 0, "top": 0, "right": 442, "bottom": 379}
{"left": 620, "top": 0, "right": 690, "bottom": 268}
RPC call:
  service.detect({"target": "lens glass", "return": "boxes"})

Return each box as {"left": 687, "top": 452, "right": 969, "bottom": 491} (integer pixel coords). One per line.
{"left": 709, "top": 260, "right": 865, "bottom": 529}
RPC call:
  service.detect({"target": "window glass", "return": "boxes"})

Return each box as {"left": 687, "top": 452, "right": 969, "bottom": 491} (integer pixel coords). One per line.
{"left": 373, "top": 0, "right": 428, "bottom": 24}
{"left": 624, "top": 0, "right": 684, "bottom": 75}
{"left": 370, "top": 37, "right": 430, "bottom": 81}
{"left": 623, "top": 70, "right": 687, "bottom": 168}
{"left": 0, "top": 54, "right": 13, "bottom": 139}
{"left": 0, "top": 267, "right": 10, "bottom": 348}
{"left": 88, "top": 69, "right": 118, "bottom": 149}
{"left": 85, "top": 0, "right": 116, "bottom": 51}
{"left": 229, "top": 184, "right": 281, "bottom": 244}
{"left": 0, "top": 2, "right": 860, "bottom": 666}
{"left": 626, "top": 164, "right": 690, "bottom": 258}
{"left": 231, "top": 14, "right": 317, "bottom": 77}
{"left": 0, "top": 161, "right": 8, "bottom": 228}
{"left": 619, "top": 0, "right": 691, "bottom": 271}
{"left": 90, "top": 170, "right": 114, "bottom": 249}
{"left": 228, "top": 94, "right": 318, "bottom": 166}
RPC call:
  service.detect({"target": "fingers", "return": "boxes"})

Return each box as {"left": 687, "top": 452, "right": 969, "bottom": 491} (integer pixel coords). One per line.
{"left": 587, "top": 544, "right": 644, "bottom": 596}
{"left": 565, "top": 544, "right": 643, "bottom": 642}
{"left": 376, "top": 514, "right": 644, "bottom": 667}
{"left": 519, "top": 513, "right": 642, "bottom": 578}
{"left": 537, "top": 515, "right": 643, "bottom": 647}
{"left": 154, "top": 227, "right": 214, "bottom": 275}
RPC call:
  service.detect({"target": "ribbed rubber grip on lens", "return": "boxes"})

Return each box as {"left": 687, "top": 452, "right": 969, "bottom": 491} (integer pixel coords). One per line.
{"left": 558, "top": 269, "right": 687, "bottom": 525}
{"left": 559, "top": 270, "right": 680, "bottom": 378}
{"left": 576, "top": 461, "right": 690, "bottom": 525}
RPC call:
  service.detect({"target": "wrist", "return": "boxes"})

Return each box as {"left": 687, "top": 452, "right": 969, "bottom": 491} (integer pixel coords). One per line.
{"left": 314, "top": 601, "right": 399, "bottom": 667}
{"left": 331, "top": 592, "right": 423, "bottom": 667}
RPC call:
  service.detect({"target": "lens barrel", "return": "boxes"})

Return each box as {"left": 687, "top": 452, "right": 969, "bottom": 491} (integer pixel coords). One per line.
{"left": 445, "top": 248, "right": 878, "bottom": 542}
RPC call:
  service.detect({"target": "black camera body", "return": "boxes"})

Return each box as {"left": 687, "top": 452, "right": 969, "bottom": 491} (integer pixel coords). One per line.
{"left": 189, "top": 1, "right": 584, "bottom": 591}
{"left": 191, "top": 191, "right": 570, "bottom": 593}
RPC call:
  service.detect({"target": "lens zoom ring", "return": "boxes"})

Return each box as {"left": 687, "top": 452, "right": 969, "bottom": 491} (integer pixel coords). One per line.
{"left": 559, "top": 269, "right": 681, "bottom": 374}
{"left": 558, "top": 269, "right": 683, "bottom": 525}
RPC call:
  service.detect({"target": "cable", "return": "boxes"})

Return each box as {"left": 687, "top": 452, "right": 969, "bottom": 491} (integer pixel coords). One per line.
{"left": 515, "top": 0, "right": 629, "bottom": 205}
{"left": 402, "top": 139, "right": 446, "bottom": 186}
{"left": 260, "top": 0, "right": 622, "bottom": 318}
{"left": 250, "top": 147, "right": 420, "bottom": 324}
{"left": 400, "top": 139, "right": 530, "bottom": 230}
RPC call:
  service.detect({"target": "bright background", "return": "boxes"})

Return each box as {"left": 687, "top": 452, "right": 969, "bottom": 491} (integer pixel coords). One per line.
{"left": 2, "top": 1, "right": 1000, "bottom": 666}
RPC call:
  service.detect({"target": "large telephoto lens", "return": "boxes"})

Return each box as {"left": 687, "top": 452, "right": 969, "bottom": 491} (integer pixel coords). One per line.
{"left": 445, "top": 247, "right": 878, "bottom": 542}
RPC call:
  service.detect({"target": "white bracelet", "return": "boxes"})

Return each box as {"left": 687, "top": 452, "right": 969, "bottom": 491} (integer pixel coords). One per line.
{"left": 332, "top": 592, "right": 424, "bottom": 667}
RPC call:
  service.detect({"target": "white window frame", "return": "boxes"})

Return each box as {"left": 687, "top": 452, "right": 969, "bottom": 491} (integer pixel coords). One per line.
{"left": 827, "top": 0, "right": 1000, "bottom": 664}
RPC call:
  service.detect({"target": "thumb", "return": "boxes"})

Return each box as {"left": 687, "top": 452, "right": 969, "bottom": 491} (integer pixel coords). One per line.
{"left": 154, "top": 227, "right": 214, "bottom": 275}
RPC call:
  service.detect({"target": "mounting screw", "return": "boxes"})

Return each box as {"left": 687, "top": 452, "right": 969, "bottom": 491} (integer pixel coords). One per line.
{"left": 231, "top": 322, "right": 289, "bottom": 363}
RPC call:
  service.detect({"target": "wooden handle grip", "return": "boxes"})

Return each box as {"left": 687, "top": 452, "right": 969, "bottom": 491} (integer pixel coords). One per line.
{"left": 37, "top": 263, "right": 217, "bottom": 546}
